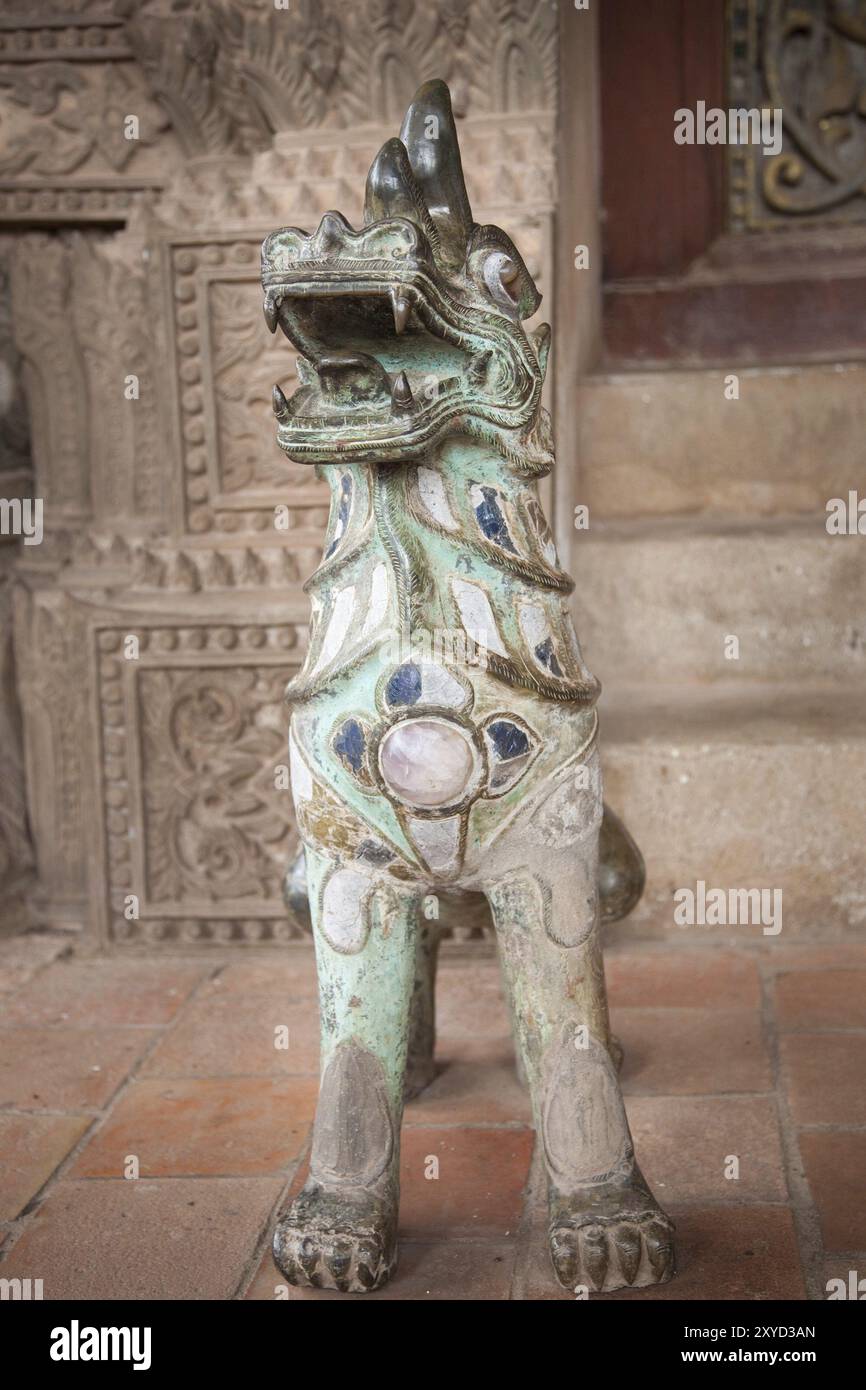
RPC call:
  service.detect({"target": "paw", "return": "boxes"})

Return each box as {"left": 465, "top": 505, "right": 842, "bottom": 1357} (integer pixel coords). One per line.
{"left": 273, "top": 1183, "right": 397, "bottom": 1293}
{"left": 550, "top": 1211, "right": 675, "bottom": 1293}
{"left": 548, "top": 1171, "right": 675, "bottom": 1293}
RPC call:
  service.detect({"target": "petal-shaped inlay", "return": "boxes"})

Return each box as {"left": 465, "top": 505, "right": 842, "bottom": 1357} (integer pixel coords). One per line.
{"left": 333, "top": 718, "right": 367, "bottom": 775}
{"left": 452, "top": 578, "right": 508, "bottom": 657}
{"left": 406, "top": 815, "right": 462, "bottom": 873}
{"left": 471, "top": 482, "right": 516, "bottom": 553}
{"left": 417, "top": 465, "right": 458, "bottom": 530}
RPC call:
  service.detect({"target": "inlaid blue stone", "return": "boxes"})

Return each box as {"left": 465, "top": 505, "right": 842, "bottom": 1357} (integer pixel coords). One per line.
{"left": 334, "top": 717, "right": 366, "bottom": 773}
{"left": 384, "top": 662, "right": 422, "bottom": 706}
{"left": 487, "top": 719, "right": 530, "bottom": 761}
{"left": 534, "top": 636, "right": 562, "bottom": 677}
{"left": 474, "top": 484, "right": 516, "bottom": 553}
{"left": 356, "top": 839, "right": 394, "bottom": 866}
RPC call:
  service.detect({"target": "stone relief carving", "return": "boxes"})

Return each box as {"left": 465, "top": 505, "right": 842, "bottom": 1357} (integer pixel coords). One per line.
{"left": 140, "top": 665, "right": 294, "bottom": 905}
{"left": 729, "top": 0, "right": 866, "bottom": 229}
{"left": 96, "top": 623, "right": 304, "bottom": 946}
{"left": 117, "top": 0, "right": 556, "bottom": 152}
{"left": 0, "top": 0, "right": 561, "bottom": 946}
{"left": 0, "top": 61, "right": 169, "bottom": 175}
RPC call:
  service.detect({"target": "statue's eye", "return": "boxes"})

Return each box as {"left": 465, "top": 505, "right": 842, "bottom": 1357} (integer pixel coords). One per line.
{"left": 498, "top": 257, "right": 520, "bottom": 295}
{"left": 482, "top": 251, "right": 521, "bottom": 309}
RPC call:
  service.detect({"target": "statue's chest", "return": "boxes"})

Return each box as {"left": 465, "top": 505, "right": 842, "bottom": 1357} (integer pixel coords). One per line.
{"left": 289, "top": 653, "right": 596, "bottom": 884}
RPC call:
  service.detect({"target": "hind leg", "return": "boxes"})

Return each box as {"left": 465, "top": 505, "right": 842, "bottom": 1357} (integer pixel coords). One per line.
{"left": 484, "top": 764, "right": 674, "bottom": 1293}
{"left": 404, "top": 916, "right": 441, "bottom": 1100}
{"left": 273, "top": 845, "right": 420, "bottom": 1292}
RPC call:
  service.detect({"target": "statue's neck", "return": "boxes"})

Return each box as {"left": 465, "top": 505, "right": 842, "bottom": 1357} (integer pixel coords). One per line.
{"left": 295, "top": 435, "right": 597, "bottom": 708}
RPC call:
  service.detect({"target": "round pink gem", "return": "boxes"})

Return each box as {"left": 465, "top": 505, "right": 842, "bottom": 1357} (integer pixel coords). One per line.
{"left": 379, "top": 719, "right": 475, "bottom": 807}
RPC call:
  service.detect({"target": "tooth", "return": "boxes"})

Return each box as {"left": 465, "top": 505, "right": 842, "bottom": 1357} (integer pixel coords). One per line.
{"left": 390, "top": 288, "right": 410, "bottom": 335}
{"left": 272, "top": 384, "right": 289, "bottom": 418}
{"left": 391, "top": 371, "right": 413, "bottom": 408}
{"left": 263, "top": 297, "right": 280, "bottom": 333}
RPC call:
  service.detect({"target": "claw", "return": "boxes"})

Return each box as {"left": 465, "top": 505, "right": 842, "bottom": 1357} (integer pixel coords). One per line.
{"left": 356, "top": 1237, "right": 382, "bottom": 1290}
{"left": 326, "top": 1238, "right": 353, "bottom": 1287}
{"left": 298, "top": 1237, "right": 319, "bottom": 1282}
{"left": 645, "top": 1220, "right": 675, "bottom": 1281}
{"left": 273, "top": 1233, "right": 303, "bottom": 1286}
{"left": 549, "top": 1227, "right": 579, "bottom": 1289}
{"left": 390, "top": 287, "right": 410, "bottom": 335}
{"left": 613, "top": 1225, "right": 642, "bottom": 1285}
{"left": 578, "top": 1226, "right": 609, "bottom": 1292}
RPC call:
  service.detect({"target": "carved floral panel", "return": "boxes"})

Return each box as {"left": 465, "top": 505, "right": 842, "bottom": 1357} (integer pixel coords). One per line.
{"left": 96, "top": 621, "right": 306, "bottom": 946}
{"left": 729, "top": 0, "right": 866, "bottom": 229}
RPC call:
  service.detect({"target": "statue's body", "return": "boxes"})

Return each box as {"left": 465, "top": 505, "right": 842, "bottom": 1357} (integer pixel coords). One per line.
{"left": 262, "top": 81, "right": 675, "bottom": 1295}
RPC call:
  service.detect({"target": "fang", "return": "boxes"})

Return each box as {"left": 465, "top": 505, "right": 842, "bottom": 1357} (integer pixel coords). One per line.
{"left": 390, "top": 288, "right": 410, "bottom": 335}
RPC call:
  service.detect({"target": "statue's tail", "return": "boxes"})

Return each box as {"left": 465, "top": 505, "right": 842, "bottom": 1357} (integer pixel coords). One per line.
{"left": 283, "top": 803, "right": 644, "bottom": 934}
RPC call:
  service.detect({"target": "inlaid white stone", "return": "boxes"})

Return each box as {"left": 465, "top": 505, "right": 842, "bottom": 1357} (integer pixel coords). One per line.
{"left": 418, "top": 661, "right": 468, "bottom": 708}
{"left": 361, "top": 562, "right": 389, "bottom": 638}
{"left": 311, "top": 584, "right": 355, "bottom": 674}
{"left": 288, "top": 730, "right": 313, "bottom": 805}
{"left": 321, "top": 867, "right": 371, "bottom": 952}
{"left": 379, "top": 718, "right": 475, "bottom": 807}
{"left": 518, "top": 601, "right": 550, "bottom": 649}
{"left": 451, "top": 577, "right": 508, "bottom": 657}
{"left": 407, "top": 814, "right": 461, "bottom": 872}
{"left": 417, "top": 466, "right": 458, "bottom": 530}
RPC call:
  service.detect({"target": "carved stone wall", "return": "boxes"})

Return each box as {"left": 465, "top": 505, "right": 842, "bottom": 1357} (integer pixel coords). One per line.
{"left": 729, "top": 0, "right": 866, "bottom": 230}
{"left": 0, "top": 253, "right": 34, "bottom": 933}
{"left": 1, "top": 0, "right": 559, "bottom": 948}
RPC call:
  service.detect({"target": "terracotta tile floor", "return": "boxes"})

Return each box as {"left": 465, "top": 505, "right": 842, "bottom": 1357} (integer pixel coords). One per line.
{"left": 0, "top": 934, "right": 864, "bottom": 1301}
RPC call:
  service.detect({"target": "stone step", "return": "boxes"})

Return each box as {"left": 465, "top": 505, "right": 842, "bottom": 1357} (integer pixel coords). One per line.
{"left": 598, "top": 684, "right": 865, "bottom": 940}
{"left": 571, "top": 520, "right": 866, "bottom": 686}
{"left": 577, "top": 361, "right": 866, "bottom": 520}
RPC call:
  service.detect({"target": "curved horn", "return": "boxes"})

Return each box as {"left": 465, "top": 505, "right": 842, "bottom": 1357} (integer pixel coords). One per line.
{"left": 399, "top": 79, "right": 473, "bottom": 272}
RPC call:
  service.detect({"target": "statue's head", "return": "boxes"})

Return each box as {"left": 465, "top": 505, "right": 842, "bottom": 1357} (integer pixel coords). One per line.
{"left": 262, "top": 79, "right": 551, "bottom": 467}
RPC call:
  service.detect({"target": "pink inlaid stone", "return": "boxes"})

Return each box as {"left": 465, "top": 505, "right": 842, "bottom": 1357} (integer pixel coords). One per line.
{"left": 379, "top": 719, "right": 475, "bottom": 807}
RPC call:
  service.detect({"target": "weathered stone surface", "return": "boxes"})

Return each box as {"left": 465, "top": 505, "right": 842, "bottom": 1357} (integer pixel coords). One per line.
{"left": 601, "top": 687, "right": 866, "bottom": 936}
{"left": 574, "top": 526, "right": 866, "bottom": 685}
{"left": 578, "top": 363, "right": 866, "bottom": 519}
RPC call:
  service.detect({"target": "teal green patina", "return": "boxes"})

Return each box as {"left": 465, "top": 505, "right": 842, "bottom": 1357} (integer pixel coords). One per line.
{"left": 264, "top": 80, "right": 675, "bottom": 1296}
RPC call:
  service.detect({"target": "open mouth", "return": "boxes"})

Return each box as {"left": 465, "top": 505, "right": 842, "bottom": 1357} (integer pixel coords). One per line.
{"left": 261, "top": 216, "right": 541, "bottom": 463}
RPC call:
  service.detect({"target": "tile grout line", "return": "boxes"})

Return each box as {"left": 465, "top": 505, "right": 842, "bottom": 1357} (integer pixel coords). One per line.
{"left": 758, "top": 960, "right": 827, "bottom": 1302}
{"left": 509, "top": 1137, "right": 544, "bottom": 1301}
{"left": 233, "top": 1132, "right": 313, "bottom": 1300}
{"left": 0, "top": 961, "right": 224, "bottom": 1264}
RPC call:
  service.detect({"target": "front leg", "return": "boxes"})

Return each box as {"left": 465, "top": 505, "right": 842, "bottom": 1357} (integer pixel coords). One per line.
{"left": 273, "top": 845, "right": 421, "bottom": 1293}
{"left": 484, "top": 759, "right": 675, "bottom": 1294}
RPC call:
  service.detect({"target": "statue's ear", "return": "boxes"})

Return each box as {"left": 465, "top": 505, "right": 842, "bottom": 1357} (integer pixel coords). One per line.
{"left": 400, "top": 79, "right": 473, "bottom": 273}
{"left": 531, "top": 323, "right": 551, "bottom": 381}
